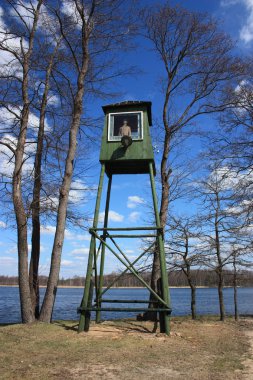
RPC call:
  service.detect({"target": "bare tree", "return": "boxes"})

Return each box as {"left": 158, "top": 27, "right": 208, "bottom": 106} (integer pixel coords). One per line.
{"left": 166, "top": 216, "right": 202, "bottom": 319}
{"left": 29, "top": 34, "right": 63, "bottom": 318}
{"left": 140, "top": 2, "right": 244, "bottom": 316}
{"left": 194, "top": 160, "right": 251, "bottom": 321}
{"left": 230, "top": 231, "right": 253, "bottom": 320}
{"left": 0, "top": 0, "right": 44, "bottom": 323}
{"left": 209, "top": 74, "right": 253, "bottom": 227}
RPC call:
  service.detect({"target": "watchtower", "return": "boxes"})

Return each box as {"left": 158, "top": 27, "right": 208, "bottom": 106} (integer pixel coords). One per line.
{"left": 78, "top": 101, "right": 171, "bottom": 334}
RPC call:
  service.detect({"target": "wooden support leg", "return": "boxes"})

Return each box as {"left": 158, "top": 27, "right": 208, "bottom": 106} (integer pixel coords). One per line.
{"left": 78, "top": 165, "right": 105, "bottom": 333}
{"left": 84, "top": 281, "right": 94, "bottom": 332}
{"left": 96, "top": 175, "right": 112, "bottom": 323}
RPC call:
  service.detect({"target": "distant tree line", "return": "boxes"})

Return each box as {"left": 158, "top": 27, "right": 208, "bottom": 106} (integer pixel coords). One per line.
{"left": 1, "top": 269, "right": 253, "bottom": 288}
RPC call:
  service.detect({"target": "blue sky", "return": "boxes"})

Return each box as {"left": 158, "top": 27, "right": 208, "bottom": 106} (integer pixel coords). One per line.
{"left": 0, "top": 0, "right": 253, "bottom": 277}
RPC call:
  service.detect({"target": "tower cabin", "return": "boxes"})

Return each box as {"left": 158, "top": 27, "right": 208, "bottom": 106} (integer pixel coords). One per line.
{"left": 100, "top": 101, "right": 155, "bottom": 176}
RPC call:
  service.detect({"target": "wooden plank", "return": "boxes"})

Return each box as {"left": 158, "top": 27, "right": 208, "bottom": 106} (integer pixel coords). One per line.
{"left": 90, "top": 227, "right": 161, "bottom": 231}
{"left": 106, "top": 234, "right": 157, "bottom": 238}
{"left": 78, "top": 307, "right": 171, "bottom": 313}
{"left": 95, "top": 299, "right": 159, "bottom": 304}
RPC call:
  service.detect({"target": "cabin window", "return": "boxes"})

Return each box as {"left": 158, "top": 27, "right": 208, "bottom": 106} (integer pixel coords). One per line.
{"left": 108, "top": 112, "right": 143, "bottom": 141}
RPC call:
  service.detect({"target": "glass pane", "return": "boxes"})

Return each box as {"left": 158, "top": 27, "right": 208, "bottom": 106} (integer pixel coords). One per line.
{"left": 108, "top": 112, "right": 142, "bottom": 140}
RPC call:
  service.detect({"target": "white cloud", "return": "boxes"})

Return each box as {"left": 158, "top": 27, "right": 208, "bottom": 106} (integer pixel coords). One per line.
{"left": 0, "top": 255, "right": 18, "bottom": 275}
{"left": 39, "top": 180, "right": 93, "bottom": 209}
{"left": 41, "top": 225, "right": 91, "bottom": 241}
{"left": 234, "top": 79, "right": 252, "bottom": 115}
{"left": 221, "top": 0, "right": 253, "bottom": 43}
{"left": 28, "top": 112, "right": 51, "bottom": 132}
{"left": 127, "top": 195, "right": 145, "bottom": 209}
{"left": 9, "top": 1, "right": 37, "bottom": 30}
{"left": 0, "top": 221, "right": 6, "bottom": 228}
{"left": 240, "top": 0, "right": 253, "bottom": 43}
{"left": 220, "top": 0, "right": 239, "bottom": 5}
{"left": 0, "top": 106, "right": 51, "bottom": 179}
{"left": 226, "top": 199, "right": 252, "bottom": 216}
{"left": 234, "top": 79, "right": 248, "bottom": 94}
{"left": 0, "top": 105, "right": 50, "bottom": 135}
{"left": 208, "top": 166, "right": 253, "bottom": 192}
{"left": 6, "top": 245, "right": 17, "bottom": 254}
{"left": 71, "top": 247, "right": 89, "bottom": 255}
{"left": 65, "top": 229, "right": 91, "bottom": 241}
{"left": 74, "top": 234, "right": 91, "bottom": 241}
{"left": 239, "top": 224, "right": 253, "bottom": 234}
{"left": 40, "top": 196, "right": 59, "bottom": 210}
{"left": 0, "top": 6, "right": 28, "bottom": 75}
{"left": 123, "top": 249, "right": 138, "bottom": 258}
{"left": 99, "top": 210, "right": 124, "bottom": 223}
{"left": 6, "top": 243, "right": 45, "bottom": 254}
{"left": 61, "top": 1, "right": 89, "bottom": 28}
{"left": 41, "top": 225, "right": 56, "bottom": 235}
{"left": 128, "top": 211, "right": 141, "bottom": 222}
{"left": 61, "top": 259, "right": 74, "bottom": 267}
{"left": 48, "top": 94, "right": 60, "bottom": 106}
{"left": 124, "top": 249, "right": 134, "bottom": 254}
{"left": 69, "top": 180, "right": 89, "bottom": 204}
{"left": 0, "top": 256, "right": 17, "bottom": 264}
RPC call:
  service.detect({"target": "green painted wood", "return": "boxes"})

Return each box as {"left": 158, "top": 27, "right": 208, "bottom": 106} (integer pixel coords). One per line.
{"left": 101, "top": 241, "right": 156, "bottom": 296}
{"left": 96, "top": 175, "right": 112, "bottom": 323}
{"left": 84, "top": 280, "right": 94, "bottom": 332}
{"left": 93, "top": 231, "right": 169, "bottom": 308}
{"left": 109, "top": 237, "right": 142, "bottom": 283}
{"left": 95, "top": 299, "right": 160, "bottom": 304}
{"left": 90, "top": 227, "right": 161, "bottom": 231}
{"left": 99, "top": 103, "right": 155, "bottom": 175}
{"left": 78, "top": 307, "right": 172, "bottom": 313}
{"left": 78, "top": 165, "right": 105, "bottom": 333}
{"left": 106, "top": 234, "right": 157, "bottom": 238}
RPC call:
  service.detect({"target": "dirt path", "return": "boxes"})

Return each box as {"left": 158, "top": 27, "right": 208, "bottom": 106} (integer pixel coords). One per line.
{"left": 242, "top": 320, "right": 253, "bottom": 379}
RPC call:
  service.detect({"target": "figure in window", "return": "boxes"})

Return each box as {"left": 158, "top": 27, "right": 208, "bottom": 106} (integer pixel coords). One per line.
{"left": 118, "top": 120, "right": 131, "bottom": 136}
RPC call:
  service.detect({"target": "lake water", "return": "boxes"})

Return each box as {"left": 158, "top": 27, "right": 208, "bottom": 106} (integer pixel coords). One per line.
{"left": 0, "top": 287, "right": 252, "bottom": 324}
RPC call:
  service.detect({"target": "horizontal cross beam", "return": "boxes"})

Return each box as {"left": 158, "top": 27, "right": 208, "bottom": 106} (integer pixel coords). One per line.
{"left": 77, "top": 307, "right": 172, "bottom": 313}
{"left": 95, "top": 299, "right": 159, "bottom": 304}
{"left": 90, "top": 226, "right": 162, "bottom": 232}
{"left": 105, "top": 234, "right": 157, "bottom": 238}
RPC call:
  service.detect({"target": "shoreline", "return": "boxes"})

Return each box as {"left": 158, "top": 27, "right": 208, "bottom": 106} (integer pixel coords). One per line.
{"left": 0, "top": 285, "right": 241, "bottom": 289}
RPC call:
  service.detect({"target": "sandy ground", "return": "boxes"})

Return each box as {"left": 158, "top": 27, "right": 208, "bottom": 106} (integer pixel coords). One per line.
{"left": 242, "top": 319, "right": 253, "bottom": 379}
{"left": 1, "top": 317, "right": 253, "bottom": 380}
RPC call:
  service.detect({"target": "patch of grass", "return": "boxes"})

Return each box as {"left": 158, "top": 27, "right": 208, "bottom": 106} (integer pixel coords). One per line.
{"left": 0, "top": 317, "right": 251, "bottom": 380}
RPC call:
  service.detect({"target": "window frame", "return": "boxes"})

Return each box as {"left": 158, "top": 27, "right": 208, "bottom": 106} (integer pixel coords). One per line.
{"left": 107, "top": 111, "right": 144, "bottom": 142}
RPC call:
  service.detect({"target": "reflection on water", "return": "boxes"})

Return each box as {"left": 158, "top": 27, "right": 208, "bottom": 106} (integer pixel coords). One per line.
{"left": 0, "top": 286, "right": 252, "bottom": 324}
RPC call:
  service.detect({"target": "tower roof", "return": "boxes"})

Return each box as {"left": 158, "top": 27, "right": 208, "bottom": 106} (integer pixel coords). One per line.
{"left": 102, "top": 100, "right": 152, "bottom": 126}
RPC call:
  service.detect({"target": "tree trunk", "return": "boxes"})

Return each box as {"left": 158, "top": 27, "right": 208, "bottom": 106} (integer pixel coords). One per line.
{"left": 190, "top": 283, "right": 196, "bottom": 320}
{"left": 29, "top": 40, "right": 61, "bottom": 319}
{"left": 233, "top": 257, "right": 239, "bottom": 321}
{"left": 39, "top": 35, "right": 90, "bottom": 323}
{"left": 142, "top": 85, "right": 172, "bottom": 320}
{"left": 13, "top": 2, "right": 42, "bottom": 323}
{"left": 182, "top": 259, "right": 197, "bottom": 320}
{"left": 14, "top": 107, "right": 35, "bottom": 324}
{"left": 186, "top": 268, "right": 196, "bottom": 320}
{"left": 215, "top": 195, "right": 225, "bottom": 321}
{"left": 217, "top": 270, "right": 225, "bottom": 321}
{"left": 29, "top": 89, "right": 47, "bottom": 319}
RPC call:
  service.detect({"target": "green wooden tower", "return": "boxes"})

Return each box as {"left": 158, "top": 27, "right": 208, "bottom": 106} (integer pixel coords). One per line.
{"left": 78, "top": 101, "right": 171, "bottom": 334}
